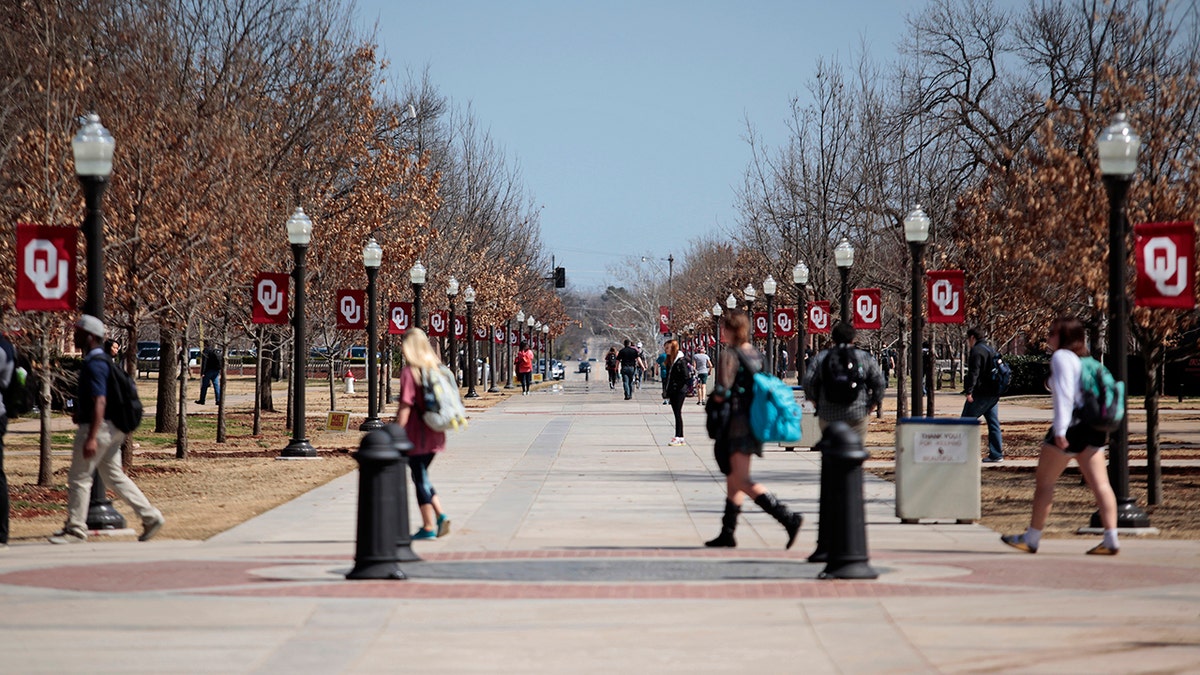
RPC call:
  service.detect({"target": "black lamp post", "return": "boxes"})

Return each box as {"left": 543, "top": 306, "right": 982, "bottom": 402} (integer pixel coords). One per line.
{"left": 360, "top": 237, "right": 384, "bottom": 431}
{"left": 793, "top": 261, "right": 809, "bottom": 386}
{"left": 904, "top": 205, "right": 930, "bottom": 418}
{"left": 510, "top": 310, "right": 524, "bottom": 388}
{"left": 74, "top": 113, "right": 125, "bottom": 530}
{"left": 487, "top": 316, "right": 500, "bottom": 393}
{"left": 464, "top": 285, "right": 479, "bottom": 398}
{"left": 446, "top": 276, "right": 459, "bottom": 383}
{"left": 835, "top": 237, "right": 854, "bottom": 324}
{"left": 409, "top": 261, "right": 426, "bottom": 330}
{"left": 527, "top": 315, "right": 536, "bottom": 350}
{"left": 1095, "top": 112, "right": 1151, "bottom": 529}
{"left": 763, "top": 275, "right": 776, "bottom": 375}
{"left": 282, "top": 207, "right": 316, "bottom": 457}
{"left": 542, "top": 323, "right": 551, "bottom": 381}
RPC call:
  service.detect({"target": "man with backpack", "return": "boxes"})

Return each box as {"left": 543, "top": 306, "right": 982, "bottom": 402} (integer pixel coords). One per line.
{"left": 803, "top": 322, "right": 886, "bottom": 443}
{"left": 0, "top": 328, "right": 14, "bottom": 548}
{"left": 49, "top": 315, "right": 164, "bottom": 545}
{"left": 962, "top": 327, "right": 1004, "bottom": 463}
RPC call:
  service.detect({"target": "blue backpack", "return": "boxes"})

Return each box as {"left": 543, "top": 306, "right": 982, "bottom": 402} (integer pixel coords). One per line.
{"left": 749, "top": 372, "right": 803, "bottom": 444}
{"left": 1076, "top": 356, "right": 1124, "bottom": 432}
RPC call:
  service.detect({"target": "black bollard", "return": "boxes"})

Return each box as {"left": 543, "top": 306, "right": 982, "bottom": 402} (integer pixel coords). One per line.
{"left": 806, "top": 438, "right": 832, "bottom": 563}
{"left": 346, "top": 428, "right": 406, "bottom": 580}
{"left": 386, "top": 422, "right": 422, "bottom": 563}
{"left": 815, "top": 421, "right": 878, "bottom": 580}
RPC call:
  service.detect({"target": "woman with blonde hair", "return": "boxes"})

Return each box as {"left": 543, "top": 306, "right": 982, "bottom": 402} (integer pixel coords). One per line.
{"left": 704, "top": 310, "right": 803, "bottom": 549}
{"left": 1002, "top": 316, "right": 1119, "bottom": 555}
{"left": 395, "top": 328, "right": 450, "bottom": 539}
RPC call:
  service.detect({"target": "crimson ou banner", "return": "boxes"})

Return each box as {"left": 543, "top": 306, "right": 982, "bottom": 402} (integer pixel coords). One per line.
{"left": 807, "top": 301, "right": 832, "bottom": 335}
{"left": 773, "top": 307, "right": 796, "bottom": 338}
{"left": 335, "top": 289, "right": 366, "bottom": 330}
{"left": 927, "top": 270, "right": 965, "bottom": 324}
{"left": 852, "top": 288, "right": 882, "bottom": 330}
{"left": 427, "top": 310, "right": 450, "bottom": 337}
{"left": 493, "top": 326, "right": 505, "bottom": 344}
{"left": 388, "top": 302, "right": 412, "bottom": 334}
{"left": 252, "top": 272, "right": 290, "bottom": 324}
{"left": 15, "top": 223, "right": 77, "bottom": 312}
{"left": 453, "top": 315, "right": 466, "bottom": 339}
{"left": 475, "top": 325, "right": 489, "bottom": 341}
{"left": 659, "top": 306, "right": 671, "bottom": 335}
{"left": 1135, "top": 221, "right": 1195, "bottom": 309}
{"left": 509, "top": 328, "right": 520, "bottom": 346}
{"left": 753, "top": 311, "right": 769, "bottom": 339}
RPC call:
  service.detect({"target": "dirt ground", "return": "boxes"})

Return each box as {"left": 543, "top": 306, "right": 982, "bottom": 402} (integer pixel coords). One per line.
{"left": 4, "top": 375, "right": 1196, "bottom": 542}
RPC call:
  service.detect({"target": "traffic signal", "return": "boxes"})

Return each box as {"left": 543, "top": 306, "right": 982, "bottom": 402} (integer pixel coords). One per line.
{"left": 554, "top": 266, "right": 566, "bottom": 288}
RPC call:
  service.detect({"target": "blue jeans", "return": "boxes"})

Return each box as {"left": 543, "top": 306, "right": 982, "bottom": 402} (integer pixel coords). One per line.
{"left": 621, "top": 367, "right": 636, "bottom": 398}
{"left": 408, "top": 453, "right": 437, "bottom": 505}
{"left": 199, "top": 370, "right": 221, "bottom": 403}
{"left": 962, "top": 396, "right": 1002, "bottom": 460}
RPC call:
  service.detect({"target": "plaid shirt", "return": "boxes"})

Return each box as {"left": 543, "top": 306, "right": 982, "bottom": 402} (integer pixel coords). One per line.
{"left": 803, "top": 346, "right": 886, "bottom": 423}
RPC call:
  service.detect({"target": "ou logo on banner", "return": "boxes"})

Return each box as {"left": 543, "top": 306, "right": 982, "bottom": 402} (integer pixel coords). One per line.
{"left": 755, "top": 313, "right": 769, "bottom": 334}
{"left": 1142, "top": 237, "right": 1187, "bottom": 297}
{"left": 257, "top": 278, "right": 284, "bottom": 315}
{"left": 494, "top": 328, "right": 505, "bottom": 343}
{"left": 24, "top": 239, "right": 69, "bottom": 300}
{"left": 809, "top": 304, "right": 828, "bottom": 330}
{"left": 852, "top": 288, "right": 881, "bottom": 330}
{"left": 340, "top": 295, "right": 362, "bottom": 325}
{"left": 931, "top": 280, "right": 959, "bottom": 316}
{"left": 390, "top": 304, "right": 410, "bottom": 333}
{"left": 430, "top": 312, "right": 447, "bottom": 334}
{"left": 775, "top": 311, "right": 793, "bottom": 335}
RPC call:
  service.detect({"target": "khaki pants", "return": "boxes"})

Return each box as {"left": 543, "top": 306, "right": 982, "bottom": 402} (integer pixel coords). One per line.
{"left": 64, "top": 421, "right": 160, "bottom": 536}
{"left": 817, "top": 417, "right": 869, "bottom": 445}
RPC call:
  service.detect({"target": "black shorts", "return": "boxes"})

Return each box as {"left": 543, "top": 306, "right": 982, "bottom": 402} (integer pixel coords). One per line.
{"left": 1043, "top": 424, "right": 1108, "bottom": 454}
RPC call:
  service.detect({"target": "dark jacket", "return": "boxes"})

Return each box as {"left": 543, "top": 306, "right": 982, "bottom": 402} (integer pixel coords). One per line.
{"left": 963, "top": 340, "right": 996, "bottom": 397}
{"left": 201, "top": 348, "right": 222, "bottom": 373}
{"left": 665, "top": 355, "right": 690, "bottom": 398}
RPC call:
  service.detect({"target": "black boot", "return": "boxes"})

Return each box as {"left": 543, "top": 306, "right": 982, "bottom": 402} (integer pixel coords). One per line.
{"left": 705, "top": 500, "right": 739, "bottom": 548}
{"left": 754, "top": 492, "right": 803, "bottom": 550}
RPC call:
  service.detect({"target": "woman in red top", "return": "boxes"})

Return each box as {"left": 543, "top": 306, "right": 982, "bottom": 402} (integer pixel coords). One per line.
{"left": 514, "top": 341, "right": 534, "bottom": 395}
{"left": 395, "top": 328, "right": 450, "bottom": 540}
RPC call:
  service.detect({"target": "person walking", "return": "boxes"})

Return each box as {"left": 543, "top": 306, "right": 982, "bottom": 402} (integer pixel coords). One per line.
{"left": 0, "top": 329, "right": 14, "bottom": 548}
{"left": 663, "top": 340, "right": 689, "bottom": 446}
{"left": 616, "top": 339, "right": 642, "bottom": 400}
{"left": 704, "top": 310, "right": 803, "bottom": 549}
{"left": 1001, "top": 316, "right": 1119, "bottom": 556}
{"left": 514, "top": 341, "right": 534, "bottom": 395}
{"left": 395, "top": 327, "right": 452, "bottom": 540}
{"left": 962, "top": 327, "right": 1004, "bottom": 462}
{"left": 50, "top": 315, "right": 164, "bottom": 544}
{"left": 803, "top": 322, "right": 886, "bottom": 443}
{"left": 195, "top": 343, "right": 222, "bottom": 405}
{"left": 604, "top": 347, "right": 619, "bottom": 389}
{"left": 691, "top": 349, "right": 711, "bottom": 404}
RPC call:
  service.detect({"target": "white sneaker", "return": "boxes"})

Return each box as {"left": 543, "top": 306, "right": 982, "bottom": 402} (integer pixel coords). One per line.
{"left": 48, "top": 530, "right": 87, "bottom": 545}
{"left": 668, "top": 437, "right": 686, "bottom": 446}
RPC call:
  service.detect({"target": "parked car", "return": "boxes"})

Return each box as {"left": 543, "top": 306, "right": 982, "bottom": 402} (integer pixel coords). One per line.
{"left": 577, "top": 360, "right": 592, "bottom": 374}
{"left": 537, "top": 359, "right": 565, "bottom": 380}
{"left": 136, "top": 346, "right": 159, "bottom": 376}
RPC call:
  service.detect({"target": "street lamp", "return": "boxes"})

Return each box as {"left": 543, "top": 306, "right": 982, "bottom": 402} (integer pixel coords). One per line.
{"left": 487, "top": 309, "right": 501, "bottom": 393}
{"left": 793, "top": 261, "right": 809, "bottom": 386}
{"left": 542, "top": 323, "right": 550, "bottom": 381}
{"left": 1095, "top": 112, "right": 1151, "bottom": 529}
{"left": 509, "top": 310, "right": 524, "bottom": 389}
{"left": 446, "top": 277, "right": 459, "bottom": 384}
{"left": 282, "top": 206, "right": 316, "bottom": 457}
{"left": 712, "top": 303, "right": 723, "bottom": 355}
{"left": 527, "top": 314, "right": 536, "bottom": 348}
{"left": 763, "top": 275, "right": 777, "bottom": 375}
{"left": 463, "top": 285, "right": 479, "bottom": 399}
{"left": 409, "top": 261, "right": 426, "bottom": 330}
{"left": 360, "top": 237, "right": 384, "bottom": 431}
{"left": 73, "top": 113, "right": 124, "bottom": 529}
{"left": 904, "top": 205, "right": 930, "bottom": 418}
{"left": 743, "top": 283, "right": 757, "bottom": 314}
{"left": 835, "top": 238, "right": 855, "bottom": 323}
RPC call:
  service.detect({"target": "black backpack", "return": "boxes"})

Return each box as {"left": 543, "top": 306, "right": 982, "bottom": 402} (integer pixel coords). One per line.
{"left": 822, "top": 345, "right": 864, "bottom": 405}
{"left": 0, "top": 336, "right": 34, "bottom": 417}
{"left": 986, "top": 346, "right": 1013, "bottom": 396}
{"left": 95, "top": 354, "right": 144, "bottom": 433}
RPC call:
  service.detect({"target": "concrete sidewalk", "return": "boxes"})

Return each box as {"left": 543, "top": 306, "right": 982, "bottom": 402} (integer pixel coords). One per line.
{"left": 1, "top": 376, "right": 1198, "bottom": 673}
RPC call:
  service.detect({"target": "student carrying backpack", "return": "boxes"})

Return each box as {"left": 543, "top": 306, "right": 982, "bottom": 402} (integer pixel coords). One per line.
{"left": 803, "top": 322, "right": 886, "bottom": 443}
{"left": 95, "top": 352, "right": 144, "bottom": 433}
{"left": 421, "top": 364, "right": 468, "bottom": 432}
{"left": 1076, "top": 356, "right": 1124, "bottom": 431}
{"left": 0, "top": 334, "right": 34, "bottom": 418}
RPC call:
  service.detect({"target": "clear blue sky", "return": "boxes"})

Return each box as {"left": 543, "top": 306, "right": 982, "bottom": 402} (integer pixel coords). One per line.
{"left": 353, "top": 1, "right": 914, "bottom": 290}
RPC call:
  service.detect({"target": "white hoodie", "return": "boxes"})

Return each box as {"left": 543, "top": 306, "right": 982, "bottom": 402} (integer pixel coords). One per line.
{"left": 1048, "top": 349, "right": 1082, "bottom": 438}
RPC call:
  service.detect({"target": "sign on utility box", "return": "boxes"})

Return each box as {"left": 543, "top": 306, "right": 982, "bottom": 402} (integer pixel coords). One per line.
{"left": 895, "top": 418, "right": 981, "bottom": 523}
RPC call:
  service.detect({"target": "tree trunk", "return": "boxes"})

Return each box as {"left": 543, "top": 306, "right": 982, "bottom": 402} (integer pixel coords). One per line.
{"left": 216, "top": 305, "right": 229, "bottom": 444}
{"left": 253, "top": 326, "right": 263, "bottom": 436}
{"left": 156, "top": 325, "right": 178, "bottom": 434}
{"left": 37, "top": 332, "right": 52, "bottom": 486}
{"left": 1144, "top": 341, "right": 1163, "bottom": 506}
{"left": 175, "top": 325, "right": 189, "bottom": 459}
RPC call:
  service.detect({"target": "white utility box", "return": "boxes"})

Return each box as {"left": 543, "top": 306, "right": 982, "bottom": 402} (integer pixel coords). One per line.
{"left": 895, "top": 418, "right": 981, "bottom": 523}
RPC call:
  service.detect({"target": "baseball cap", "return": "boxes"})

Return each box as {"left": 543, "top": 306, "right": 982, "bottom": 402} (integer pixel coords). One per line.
{"left": 75, "top": 314, "right": 106, "bottom": 339}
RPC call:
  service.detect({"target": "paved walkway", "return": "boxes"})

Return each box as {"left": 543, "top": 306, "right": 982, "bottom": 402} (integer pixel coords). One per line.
{"left": 1, "top": 377, "right": 1199, "bottom": 673}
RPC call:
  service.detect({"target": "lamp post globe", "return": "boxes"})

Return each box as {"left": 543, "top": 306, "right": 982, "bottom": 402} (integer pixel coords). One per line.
{"left": 762, "top": 275, "right": 776, "bottom": 375}
{"left": 409, "top": 261, "right": 426, "bottom": 330}
{"left": 73, "top": 113, "right": 125, "bottom": 530}
{"left": 712, "top": 303, "right": 723, "bottom": 354}
{"left": 527, "top": 315, "right": 536, "bottom": 346}
{"left": 743, "top": 283, "right": 757, "bottom": 313}
{"left": 542, "top": 323, "right": 551, "bottom": 382}
{"left": 282, "top": 207, "right": 316, "bottom": 457}
{"left": 905, "top": 205, "right": 930, "bottom": 418}
{"left": 463, "top": 285, "right": 479, "bottom": 399}
{"left": 792, "top": 261, "right": 809, "bottom": 385}
{"left": 834, "top": 238, "right": 854, "bottom": 323}
{"left": 360, "top": 237, "right": 384, "bottom": 431}
{"left": 725, "top": 293, "right": 737, "bottom": 311}
{"left": 1095, "top": 112, "right": 1150, "bottom": 529}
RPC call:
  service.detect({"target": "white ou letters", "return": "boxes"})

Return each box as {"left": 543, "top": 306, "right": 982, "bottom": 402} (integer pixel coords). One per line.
{"left": 931, "top": 279, "right": 960, "bottom": 316}
{"left": 809, "top": 305, "right": 828, "bottom": 330}
{"left": 340, "top": 295, "right": 362, "bottom": 325}
{"left": 775, "top": 312, "right": 793, "bottom": 334}
{"left": 256, "top": 279, "right": 285, "bottom": 315}
{"left": 755, "top": 314, "right": 769, "bottom": 334}
{"left": 391, "top": 306, "right": 409, "bottom": 330}
{"left": 855, "top": 295, "right": 878, "bottom": 324}
{"left": 430, "top": 312, "right": 446, "bottom": 334}
{"left": 1142, "top": 236, "right": 1188, "bottom": 297}
{"left": 23, "top": 239, "right": 69, "bottom": 299}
